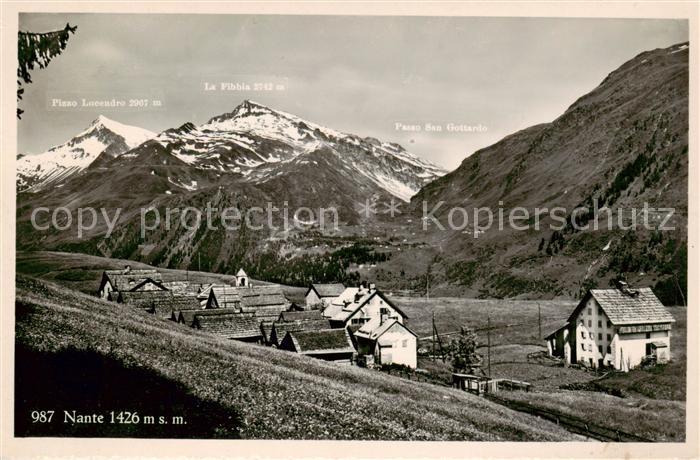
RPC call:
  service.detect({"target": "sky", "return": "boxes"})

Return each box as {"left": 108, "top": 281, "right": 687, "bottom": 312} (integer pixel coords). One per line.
{"left": 18, "top": 14, "right": 688, "bottom": 170}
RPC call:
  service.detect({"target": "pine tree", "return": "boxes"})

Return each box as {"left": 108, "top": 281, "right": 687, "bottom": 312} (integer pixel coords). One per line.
{"left": 17, "top": 23, "right": 77, "bottom": 119}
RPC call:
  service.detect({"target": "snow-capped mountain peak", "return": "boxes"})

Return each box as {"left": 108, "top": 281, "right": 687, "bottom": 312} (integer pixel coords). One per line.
{"left": 17, "top": 116, "right": 156, "bottom": 192}
{"left": 157, "top": 100, "right": 446, "bottom": 201}
{"left": 81, "top": 115, "right": 156, "bottom": 149}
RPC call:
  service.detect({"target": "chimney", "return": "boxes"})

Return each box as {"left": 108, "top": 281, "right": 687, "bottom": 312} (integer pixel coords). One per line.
{"left": 124, "top": 265, "right": 132, "bottom": 274}
{"left": 369, "top": 283, "right": 376, "bottom": 291}
{"left": 615, "top": 279, "right": 636, "bottom": 297}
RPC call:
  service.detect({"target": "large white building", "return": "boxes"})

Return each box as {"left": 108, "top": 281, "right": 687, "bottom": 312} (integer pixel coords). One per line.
{"left": 545, "top": 283, "right": 675, "bottom": 371}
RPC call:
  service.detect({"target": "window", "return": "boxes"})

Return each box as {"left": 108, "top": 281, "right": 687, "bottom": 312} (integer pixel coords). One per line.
{"left": 380, "top": 307, "right": 388, "bottom": 315}
{"left": 598, "top": 333, "right": 602, "bottom": 340}
{"left": 351, "top": 318, "right": 360, "bottom": 325}
{"left": 589, "top": 332, "right": 594, "bottom": 339}
{"left": 581, "top": 343, "right": 586, "bottom": 351}
{"left": 588, "top": 344, "right": 593, "bottom": 352}
{"left": 588, "top": 308, "right": 592, "bottom": 315}
{"left": 402, "top": 339, "right": 408, "bottom": 347}
{"left": 597, "top": 345, "right": 602, "bottom": 353}
{"left": 606, "top": 345, "right": 612, "bottom": 354}
{"left": 598, "top": 320, "right": 602, "bottom": 328}
{"left": 607, "top": 334, "right": 612, "bottom": 341}
{"left": 646, "top": 332, "right": 651, "bottom": 339}
{"left": 607, "top": 321, "right": 612, "bottom": 328}
{"left": 581, "top": 331, "right": 586, "bottom": 339}
{"left": 598, "top": 307, "right": 603, "bottom": 315}
{"left": 588, "top": 320, "right": 592, "bottom": 327}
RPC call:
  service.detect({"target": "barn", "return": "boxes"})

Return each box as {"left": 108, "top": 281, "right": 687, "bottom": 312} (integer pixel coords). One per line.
{"left": 279, "top": 328, "right": 355, "bottom": 364}
{"left": 546, "top": 282, "right": 675, "bottom": 371}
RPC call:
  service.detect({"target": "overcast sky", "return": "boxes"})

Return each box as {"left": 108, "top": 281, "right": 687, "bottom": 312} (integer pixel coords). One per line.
{"left": 18, "top": 14, "right": 688, "bottom": 170}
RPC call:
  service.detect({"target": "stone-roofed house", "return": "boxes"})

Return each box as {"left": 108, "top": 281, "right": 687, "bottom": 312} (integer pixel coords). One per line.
{"left": 279, "top": 328, "right": 355, "bottom": 364}
{"left": 268, "top": 319, "right": 332, "bottom": 347}
{"left": 98, "top": 266, "right": 163, "bottom": 299}
{"left": 117, "top": 290, "right": 174, "bottom": 311}
{"left": 149, "top": 294, "right": 200, "bottom": 320}
{"left": 238, "top": 286, "right": 288, "bottom": 322}
{"left": 206, "top": 286, "right": 242, "bottom": 310}
{"left": 193, "top": 312, "right": 262, "bottom": 343}
{"left": 305, "top": 283, "right": 346, "bottom": 308}
{"left": 545, "top": 282, "right": 675, "bottom": 371}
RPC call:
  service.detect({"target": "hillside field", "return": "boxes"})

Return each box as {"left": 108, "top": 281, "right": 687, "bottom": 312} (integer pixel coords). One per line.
{"left": 13, "top": 274, "right": 577, "bottom": 440}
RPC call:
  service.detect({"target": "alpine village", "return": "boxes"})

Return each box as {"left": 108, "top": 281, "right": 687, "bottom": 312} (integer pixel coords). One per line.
{"left": 15, "top": 40, "right": 688, "bottom": 442}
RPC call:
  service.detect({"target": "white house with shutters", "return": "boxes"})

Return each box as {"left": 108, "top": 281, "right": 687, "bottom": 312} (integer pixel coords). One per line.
{"left": 545, "top": 282, "right": 675, "bottom": 371}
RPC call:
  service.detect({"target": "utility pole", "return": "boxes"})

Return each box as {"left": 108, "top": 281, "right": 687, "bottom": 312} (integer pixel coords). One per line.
{"left": 198, "top": 252, "right": 201, "bottom": 272}
{"left": 432, "top": 311, "right": 436, "bottom": 362}
{"left": 487, "top": 315, "right": 491, "bottom": 378}
{"left": 426, "top": 270, "right": 430, "bottom": 301}
{"left": 538, "top": 303, "right": 542, "bottom": 340}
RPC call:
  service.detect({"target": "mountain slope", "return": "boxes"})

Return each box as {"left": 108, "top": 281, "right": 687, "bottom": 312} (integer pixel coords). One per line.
{"left": 16, "top": 100, "right": 446, "bottom": 274}
{"left": 15, "top": 275, "right": 576, "bottom": 440}
{"left": 406, "top": 42, "right": 689, "bottom": 300}
{"left": 150, "top": 99, "right": 445, "bottom": 201}
{"left": 17, "top": 116, "right": 155, "bottom": 191}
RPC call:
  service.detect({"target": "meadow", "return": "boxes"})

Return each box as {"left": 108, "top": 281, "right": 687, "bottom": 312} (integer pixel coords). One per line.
{"left": 14, "top": 274, "right": 577, "bottom": 440}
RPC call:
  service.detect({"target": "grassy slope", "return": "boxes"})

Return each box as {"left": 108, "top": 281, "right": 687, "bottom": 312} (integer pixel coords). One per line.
{"left": 14, "top": 275, "right": 577, "bottom": 441}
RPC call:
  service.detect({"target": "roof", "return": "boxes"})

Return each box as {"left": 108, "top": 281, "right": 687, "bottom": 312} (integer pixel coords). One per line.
{"left": 260, "top": 321, "right": 274, "bottom": 343}
{"left": 130, "top": 277, "right": 168, "bottom": 292}
{"left": 194, "top": 312, "right": 261, "bottom": 339}
{"left": 196, "top": 283, "right": 217, "bottom": 300}
{"left": 162, "top": 281, "right": 204, "bottom": 296}
{"left": 544, "top": 322, "right": 570, "bottom": 339}
{"left": 209, "top": 286, "right": 242, "bottom": 309}
{"left": 651, "top": 341, "right": 668, "bottom": 348}
{"left": 103, "top": 269, "right": 163, "bottom": 291}
{"left": 307, "top": 283, "right": 346, "bottom": 298}
{"left": 571, "top": 288, "right": 675, "bottom": 326}
{"left": 178, "top": 307, "right": 240, "bottom": 327}
{"left": 279, "top": 310, "right": 324, "bottom": 322}
{"left": 118, "top": 290, "right": 173, "bottom": 309}
{"left": 270, "top": 319, "right": 331, "bottom": 345}
{"left": 236, "top": 268, "right": 248, "bottom": 277}
{"left": 354, "top": 319, "right": 417, "bottom": 341}
{"left": 329, "top": 289, "right": 408, "bottom": 323}
{"left": 284, "top": 329, "right": 355, "bottom": 354}
{"left": 239, "top": 285, "right": 287, "bottom": 308}
{"left": 151, "top": 295, "right": 200, "bottom": 317}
